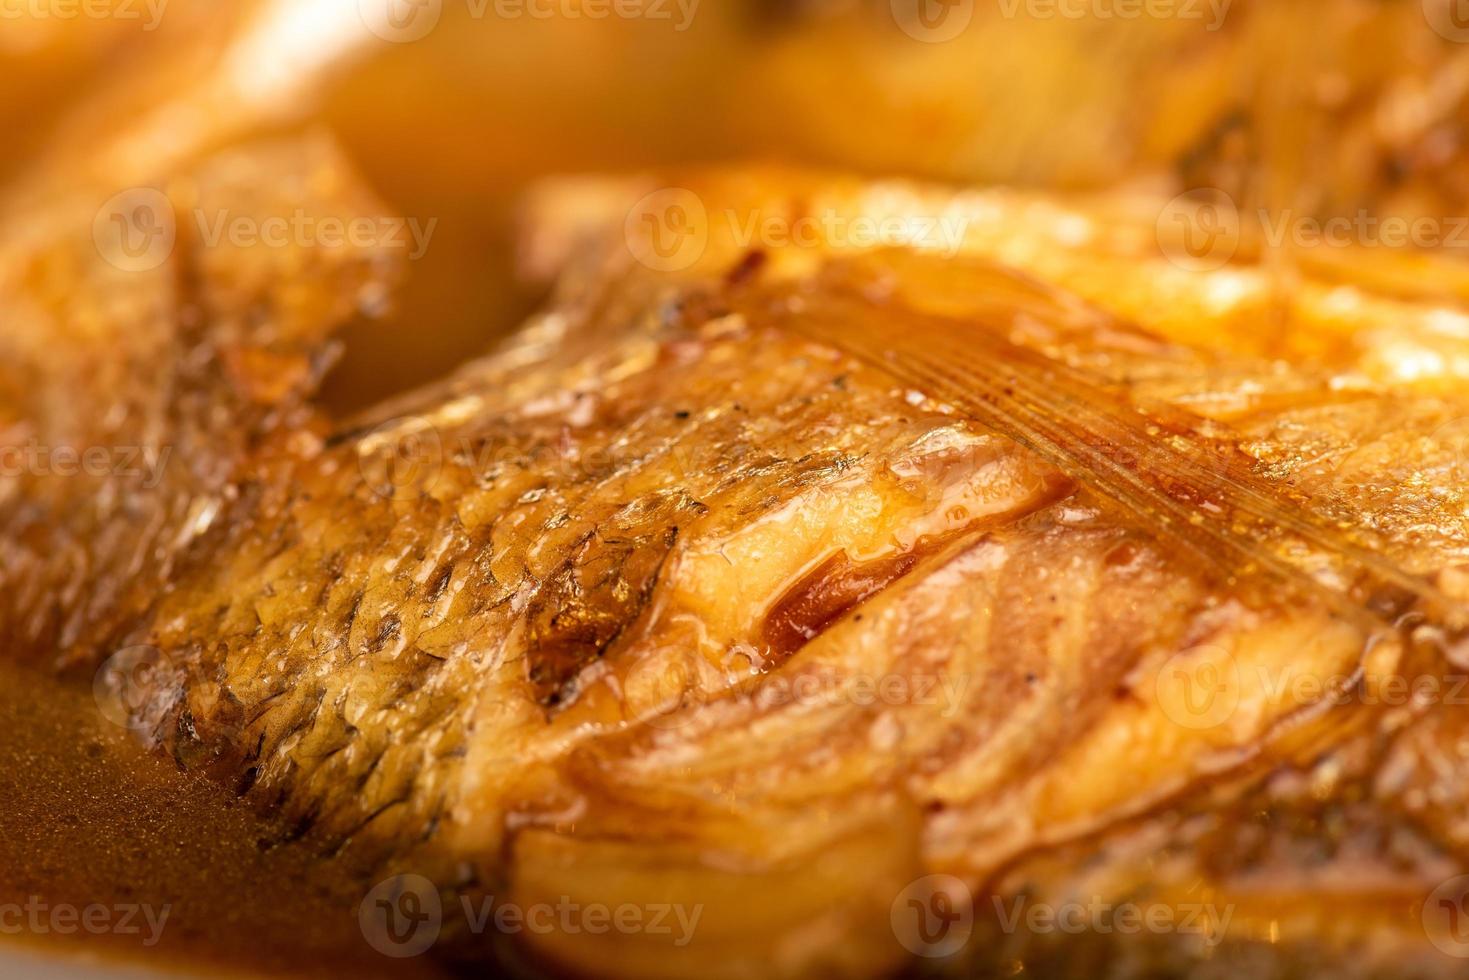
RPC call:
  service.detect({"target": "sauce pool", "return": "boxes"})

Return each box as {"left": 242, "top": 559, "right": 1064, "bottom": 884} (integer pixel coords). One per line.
{"left": 0, "top": 662, "right": 449, "bottom": 979}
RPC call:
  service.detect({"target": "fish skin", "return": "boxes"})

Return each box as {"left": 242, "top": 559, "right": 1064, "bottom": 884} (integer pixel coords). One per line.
{"left": 10, "top": 162, "right": 1469, "bottom": 977}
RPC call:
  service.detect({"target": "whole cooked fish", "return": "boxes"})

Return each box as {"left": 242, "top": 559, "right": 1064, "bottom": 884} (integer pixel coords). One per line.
{"left": 8, "top": 150, "right": 1469, "bottom": 980}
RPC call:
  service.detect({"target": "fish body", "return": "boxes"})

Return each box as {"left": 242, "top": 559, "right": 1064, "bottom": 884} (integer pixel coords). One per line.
{"left": 8, "top": 159, "right": 1469, "bottom": 978}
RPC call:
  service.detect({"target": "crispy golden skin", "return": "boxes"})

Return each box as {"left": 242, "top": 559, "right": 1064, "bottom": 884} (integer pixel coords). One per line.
{"left": 8, "top": 158, "right": 1469, "bottom": 978}
{"left": 0, "top": 136, "right": 397, "bottom": 667}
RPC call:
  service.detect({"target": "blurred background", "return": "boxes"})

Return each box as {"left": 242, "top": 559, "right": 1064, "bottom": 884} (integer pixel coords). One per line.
{"left": 3, "top": 0, "right": 1467, "bottom": 412}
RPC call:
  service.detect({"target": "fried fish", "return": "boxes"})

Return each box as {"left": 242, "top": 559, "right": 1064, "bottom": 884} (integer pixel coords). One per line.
{"left": 7, "top": 151, "right": 1469, "bottom": 979}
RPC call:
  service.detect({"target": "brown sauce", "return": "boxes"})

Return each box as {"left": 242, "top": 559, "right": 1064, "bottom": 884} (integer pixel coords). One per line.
{"left": 0, "top": 662, "right": 451, "bottom": 979}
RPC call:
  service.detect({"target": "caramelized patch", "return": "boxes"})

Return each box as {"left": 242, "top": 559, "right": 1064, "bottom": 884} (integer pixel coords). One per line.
{"left": 525, "top": 512, "right": 684, "bottom": 709}
{"left": 762, "top": 549, "right": 920, "bottom": 665}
